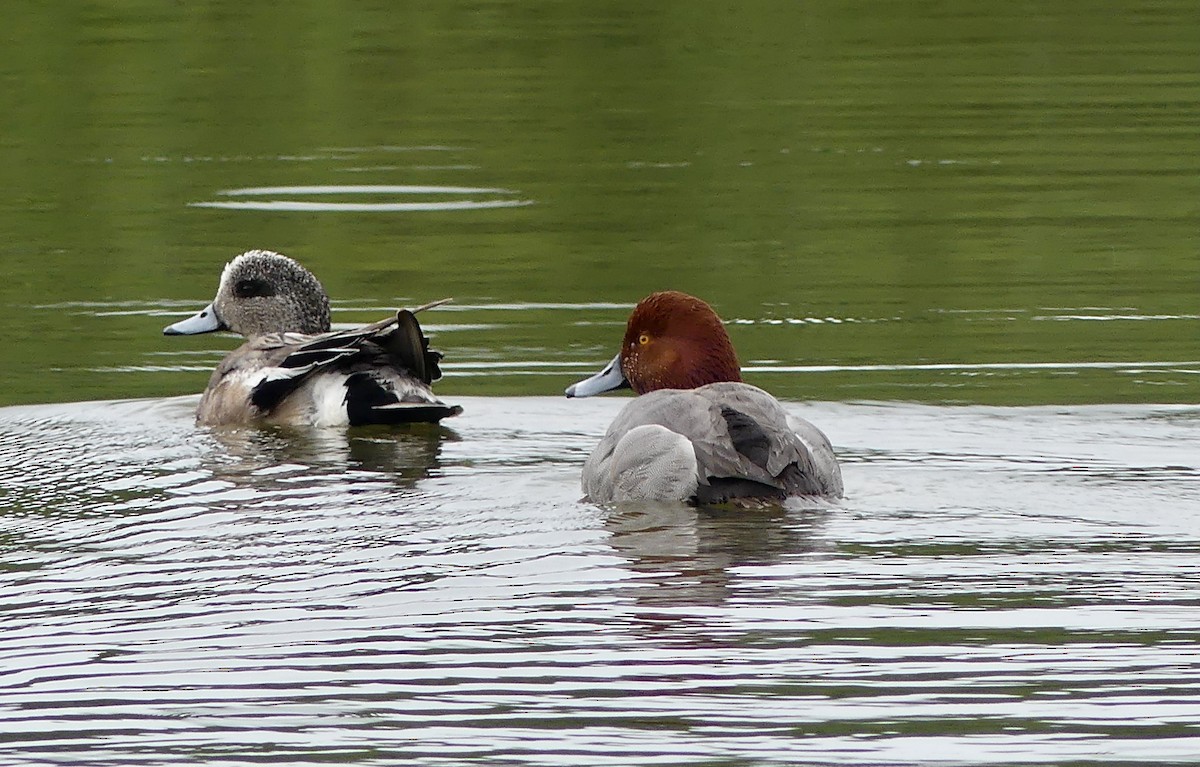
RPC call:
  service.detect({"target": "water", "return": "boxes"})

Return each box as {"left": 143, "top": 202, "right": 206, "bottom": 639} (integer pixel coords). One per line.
{"left": 2, "top": 397, "right": 1199, "bottom": 764}
{"left": 3, "top": 1, "right": 1200, "bottom": 764}
{"left": 3, "top": 1, "right": 1200, "bottom": 406}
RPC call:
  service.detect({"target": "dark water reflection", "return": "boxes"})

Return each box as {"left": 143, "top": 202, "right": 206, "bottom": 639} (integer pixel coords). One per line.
{"left": 206, "top": 421, "right": 454, "bottom": 489}
{"left": 1, "top": 396, "right": 1198, "bottom": 765}
{"left": 605, "top": 503, "right": 830, "bottom": 612}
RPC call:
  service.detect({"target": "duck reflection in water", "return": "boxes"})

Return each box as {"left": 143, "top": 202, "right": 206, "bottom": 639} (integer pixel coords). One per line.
{"left": 603, "top": 502, "right": 831, "bottom": 617}
{"left": 201, "top": 422, "right": 455, "bottom": 492}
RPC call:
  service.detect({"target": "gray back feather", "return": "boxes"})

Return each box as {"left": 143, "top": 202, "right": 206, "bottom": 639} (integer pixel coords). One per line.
{"left": 583, "top": 382, "right": 842, "bottom": 502}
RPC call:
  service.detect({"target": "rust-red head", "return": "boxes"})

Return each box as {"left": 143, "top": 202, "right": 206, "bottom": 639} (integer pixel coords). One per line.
{"left": 566, "top": 291, "right": 742, "bottom": 397}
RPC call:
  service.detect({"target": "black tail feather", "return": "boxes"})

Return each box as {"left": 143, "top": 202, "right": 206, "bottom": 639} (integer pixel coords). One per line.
{"left": 366, "top": 402, "right": 463, "bottom": 425}
{"left": 387, "top": 310, "right": 446, "bottom": 383}
{"left": 387, "top": 310, "right": 430, "bottom": 384}
{"left": 694, "top": 477, "right": 787, "bottom": 506}
{"left": 345, "top": 371, "right": 460, "bottom": 426}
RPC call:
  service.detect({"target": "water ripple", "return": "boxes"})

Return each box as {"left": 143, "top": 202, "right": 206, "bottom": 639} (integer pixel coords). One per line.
{"left": 1, "top": 398, "right": 1198, "bottom": 765}
{"left": 189, "top": 184, "right": 535, "bottom": 212}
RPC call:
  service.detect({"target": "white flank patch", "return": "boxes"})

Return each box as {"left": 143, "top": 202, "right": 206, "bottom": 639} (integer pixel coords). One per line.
{"left": 309, "top": 375, "right": 351, "bottom": 427}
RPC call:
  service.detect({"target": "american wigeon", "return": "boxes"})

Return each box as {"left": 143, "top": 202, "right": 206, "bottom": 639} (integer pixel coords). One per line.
{"left": 164, "top": 249, "right": 462, "bottom": 427}
{"left": 566, "top": 291, "right": 842, "bottom": 504}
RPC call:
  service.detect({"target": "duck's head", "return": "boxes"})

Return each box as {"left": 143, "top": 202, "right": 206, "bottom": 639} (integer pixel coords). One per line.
{"left": 163, "top": 250, "right": 332, "bottom": 337}
{"left": 566, "top": 291, "right": 742, "bottom": 397}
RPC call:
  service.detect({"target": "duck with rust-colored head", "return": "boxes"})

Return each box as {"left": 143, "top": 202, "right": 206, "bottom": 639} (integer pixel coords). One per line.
{"left": 566, "top": 291, "right": 842, "bottom": 505}
{"left": 164, "top": 249, "right": 461, "bottom": 427}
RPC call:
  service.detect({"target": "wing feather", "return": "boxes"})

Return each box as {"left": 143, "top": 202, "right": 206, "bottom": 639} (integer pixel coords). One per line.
{"left": 241, "top": 311, "right": 453, "bottom": 421}
{"left": 583, "top": 382, "right": 842, "bottom": 502}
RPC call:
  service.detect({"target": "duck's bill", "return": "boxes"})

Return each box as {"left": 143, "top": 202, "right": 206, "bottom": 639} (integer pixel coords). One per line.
{"left": 163, "top": 303, "right": 225, "bottom": 335}
{"left": 566, "top": 353, "right": 630, "bottom": 398}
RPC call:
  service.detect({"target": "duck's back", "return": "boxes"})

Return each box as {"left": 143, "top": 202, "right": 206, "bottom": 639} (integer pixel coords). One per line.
{"left": 583, "top": 382, "right": 842, "bottom": 503}
{"left": 195, "top": 315, "right": 460, "bottom": 427}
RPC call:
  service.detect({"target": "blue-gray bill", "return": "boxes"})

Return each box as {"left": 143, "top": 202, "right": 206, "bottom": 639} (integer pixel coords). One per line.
{"left": 163, "top": 303, "right": 224, "bottom": 335}
{"left": 565, "top": 353, "right": 629, "bottom": 397}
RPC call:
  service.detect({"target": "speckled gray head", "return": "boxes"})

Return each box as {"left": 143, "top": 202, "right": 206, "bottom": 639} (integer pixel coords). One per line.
{"left": 163, "top": 250, "right": 332, "bottom": 337}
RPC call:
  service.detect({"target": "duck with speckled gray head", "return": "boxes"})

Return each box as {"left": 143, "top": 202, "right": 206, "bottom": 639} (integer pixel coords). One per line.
{"left": 164, "top": 250, "right": 461, "bottom": 428}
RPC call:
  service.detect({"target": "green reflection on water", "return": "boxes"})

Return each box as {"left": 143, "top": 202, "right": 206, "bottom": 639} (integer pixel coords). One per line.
{"left": 1, "top": 2, "right": 1197, "bottom": 407}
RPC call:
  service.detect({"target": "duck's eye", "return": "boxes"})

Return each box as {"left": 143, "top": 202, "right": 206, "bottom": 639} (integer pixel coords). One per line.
{"left": 234, "top": 278, "right": 273, "bottom": 298}
{"left": 638, "top": 333, "right": 650, "bottom": 346}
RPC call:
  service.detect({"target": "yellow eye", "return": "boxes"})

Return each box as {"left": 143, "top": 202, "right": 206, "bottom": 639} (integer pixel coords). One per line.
{"left": 638, "top": 333, "right": 650, "bottom": 346}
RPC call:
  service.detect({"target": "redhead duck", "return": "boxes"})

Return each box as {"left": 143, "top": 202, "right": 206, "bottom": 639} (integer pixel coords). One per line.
{"left": 164, "top": 249, "right": 461, "bottom": 427}
{"left": 566, "top": 291, "right": 842, "bottom": 504}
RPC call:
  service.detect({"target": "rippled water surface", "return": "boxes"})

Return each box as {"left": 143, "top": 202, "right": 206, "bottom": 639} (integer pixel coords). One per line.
{"left": 2, "top": 397, "right": 1199, "bottom": 765}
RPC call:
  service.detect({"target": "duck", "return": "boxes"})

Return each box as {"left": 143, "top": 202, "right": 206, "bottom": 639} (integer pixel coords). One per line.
{"left": 565, "top": 291, "right": 842, "bottom": 505}
{"left": 163, "top": 249, "right": 462, "bottom": 427}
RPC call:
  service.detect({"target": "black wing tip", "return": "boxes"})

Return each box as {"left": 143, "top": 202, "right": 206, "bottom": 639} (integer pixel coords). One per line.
{"left": 249, "top": 376, "right": 300, "bottom": 414}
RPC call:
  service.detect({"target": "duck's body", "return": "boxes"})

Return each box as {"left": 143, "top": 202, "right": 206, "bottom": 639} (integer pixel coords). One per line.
{"left": 567, "top": 291, "right": 841, "bottom": 505}
{"left": 164, "top": 250, "right": 460, "bottom": 427}
{"left": 190, "top": 313, "right": 460, "bottom": 427}
{"left": 582, "top": 382, "right": 841, "bottom": 504}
